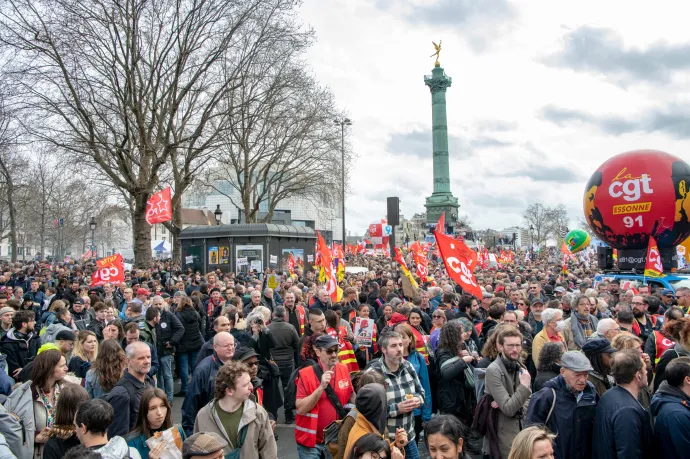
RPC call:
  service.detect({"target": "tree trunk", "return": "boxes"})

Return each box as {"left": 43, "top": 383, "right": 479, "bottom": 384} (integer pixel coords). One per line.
{"left": 7, "top": 180, "right": 17, "bottom": 263}
{"left": 170, "top": 199, "right": 182, "bottom": 265}
{"left": 133, "top": 192, "right": 153, "bottom": 267}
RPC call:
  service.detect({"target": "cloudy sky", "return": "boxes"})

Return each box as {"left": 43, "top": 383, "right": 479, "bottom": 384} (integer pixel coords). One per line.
{"left": 299, "top": 0, "right": 690, "bottom": 236}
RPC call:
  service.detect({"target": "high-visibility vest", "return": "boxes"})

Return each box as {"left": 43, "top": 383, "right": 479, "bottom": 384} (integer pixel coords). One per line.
{"left": 295, "top": 364, "right": 351, "bottom": 447}
{"left": 653, "top": 330, "right": 675, "bottom": 365}
{"left": 296, "top": 304, "right": 306, "bottom": 335}
{"left": 327, "top": 327, "right": 359, "bottom": 373}
{"left": 410, "top": 326, "right": 430, "bottom": 364}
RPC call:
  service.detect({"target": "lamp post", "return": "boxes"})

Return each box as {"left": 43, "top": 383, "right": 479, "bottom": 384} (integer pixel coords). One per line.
{"left": 334, "top": 118, "right": 352, "bottom": 244}
{"left": 529, "top": 224, "right": 534, "bottom": 261}
{"left": 89, "top": 217, "right": 97, "bottom": 259}
{"left": 214, "top": 204, "right": 223, "bottom": 225}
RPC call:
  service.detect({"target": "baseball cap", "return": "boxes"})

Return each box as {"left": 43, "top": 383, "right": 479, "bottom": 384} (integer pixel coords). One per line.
{"left": 661, "top": 289, "right": 674, "bottom": 296}
{"left": 182, "top": 432, "right": 227, "bottom": 459}
{"left": 136, "top": 288, "right": 150, "bottom": 296}
{"left": 560, "top": 351, "right": 593, "bottom": 372}
{"left": 482, "top": 291, "right": 494, "bottom": 299}
{"left": 73, "top": 298, "right": 84, "bottom": 304}
{"left": 314, "top": 335, "right": 339, "bottom": 349}
{"left": 554, "top": 286, "right": 566, "bottom": 294}
{"left": 173, "top": 291, "right": 187, "bottom": 298}
{"left": 531, "top": 299, "right": 544, "bottom": 306}
{"left": 582, "top": 338, "right": 618, "bottom": 356}
{"left": 55, "top": 330, "right": 75, "bottom": 342}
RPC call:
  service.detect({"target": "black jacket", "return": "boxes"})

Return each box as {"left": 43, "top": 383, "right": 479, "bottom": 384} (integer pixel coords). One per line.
{"left": 436, "top": 348, "right": 476, "bottom": 425}
{"left": 181, "top": 352, "right": 224, "bottom": 435}
{"left": 266, "top": 318, "right": 299, "bottom": 362}
{"left": 156, "top": 308, "right": 184, "bottom": 356}
{"left": 70, "top": 308, "right": 91, "bottom": 330}
{"left": 653, "top": 343, "right": 689, "bottom": 392}
{"left": 526, "top": 374, "right": 599, "bottom": 459}
{"left": 174, "top": 307, "right": 204, "bottom": 353}
{"left": 107, "top": 370, "right": 155, "bottom": 438}
{"left": 0, "top": 328, "right": 41, "bottom": 376}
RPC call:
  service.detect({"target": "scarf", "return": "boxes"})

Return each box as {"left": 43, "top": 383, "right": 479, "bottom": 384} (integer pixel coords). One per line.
{"left": 499, "top": 355, "right": 521, "bottom": 373}
{"left": 571, "top": 312, "right": 591, "bottom": 349}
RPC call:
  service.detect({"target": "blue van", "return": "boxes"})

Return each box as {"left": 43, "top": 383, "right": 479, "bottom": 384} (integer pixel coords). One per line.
{"left": 593, "top": 272, "right": 690, "bottom": 294}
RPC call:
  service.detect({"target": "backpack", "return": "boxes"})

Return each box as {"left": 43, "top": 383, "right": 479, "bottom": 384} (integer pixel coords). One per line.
{"left": 0, "top": 381, "right": 35, "bottom": 459}
{"left": 283, "top": 359, "right": 317, "bottom": 412}
{"left": 325, "top": 409, "right": 357, "bottom": 458}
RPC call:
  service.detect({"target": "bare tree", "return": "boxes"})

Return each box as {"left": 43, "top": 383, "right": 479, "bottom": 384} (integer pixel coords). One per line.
{"left": 523, "top": 203, "right": 552, "bottom": 247}
{"left": 545, "top": 204, "right": 570, "bottom": 241}
{"left": 0, "top": 0, "right": 309, "bottom": 266}
{"left": 206, "top": 48, "right": 347, "bottom": 224}
{"left": 0, "top": 90, "right": 25, "bottom": 262}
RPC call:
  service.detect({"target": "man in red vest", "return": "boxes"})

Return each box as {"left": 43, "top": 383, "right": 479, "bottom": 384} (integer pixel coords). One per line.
{"left": 295, "top": 334, "right": 355, "bottom": 458}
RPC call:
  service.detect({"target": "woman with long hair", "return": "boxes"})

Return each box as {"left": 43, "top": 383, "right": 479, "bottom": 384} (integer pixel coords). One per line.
{"left": 476, "top": 323, "right": 510, "bottom": 368}
{"left": 127, "top": 387, "right": 185, "bottom": 459}
{"left": 395, "top": 324, "right": 432, "bottom": 443}
{"left": 653, "top": 317, "right": 690, "bottom": 391}
{"left": 174, "top": 295, "right": 204, "bottom": 397}
{"left": 508, "top": 425, "right": 556, "bottom": 459}
{"left": 429, "top": 309, "right": 446, "bottom": 352}
{"left": 436, "top": 321, "right": 476, "bottom": 427}
{"left": 347, "top": 433, "right": 402, "bottom": 459}
{"left": 67, "top": 330, "right": 98, "bottom": 379}
{"left": 424, "top": 414, "right": 468, "bottom": 459}
{"left": 534, "top": 342, "right": 564, "bottom": 392}
{"left": 31, "top": 349, "right": 69, "bottom": 457}
{"left": 85, "top": 339, "right": 126, "bottom": 399}
{"left": 42, "top": 383, "right": 89, "bottom": 459}
{"left": 407, "top": 307, "right": 431, "bottom": 364}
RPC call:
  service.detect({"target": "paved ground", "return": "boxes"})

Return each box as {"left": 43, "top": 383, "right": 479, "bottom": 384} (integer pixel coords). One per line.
{"left": 170, "top": 379, "right": 434, "bottom": 458}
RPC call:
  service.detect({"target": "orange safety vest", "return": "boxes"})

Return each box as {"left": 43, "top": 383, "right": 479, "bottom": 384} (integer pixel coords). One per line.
{"left": 654, "top": 330, "right": 675, "bottom": 365}
{"left": 295, "top": 364, "right": 352, "bottom": 447}
{"left": 327, "top": 327, "right": 359, "bottom": 373}
{"left": 410, "top": 326, "right": 430, "bottom": 364}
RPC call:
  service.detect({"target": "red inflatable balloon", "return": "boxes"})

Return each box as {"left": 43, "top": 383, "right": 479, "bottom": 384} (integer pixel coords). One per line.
{"left": 583, "top": 150, "right": 690, "bottom": 249}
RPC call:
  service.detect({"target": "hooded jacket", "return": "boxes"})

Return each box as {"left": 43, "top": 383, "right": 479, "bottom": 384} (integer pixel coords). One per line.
{"left": 70, "top": 308, "right": 91, "bottom": 330}
{"left": 0, "top": 328, "right": 41, "bottom": 376}
{"left": 650, "top": 381, "right": 690, "bottom": 459}
{"left": 344, "top": 384, "right": 388, "bottom": 459}
{"left": 525, "top": 374, "right": 598, "bottom": 459}
{"left": 92, "top": 435, "right": 139, "bottom": 459}
{"left": 40, "top": 321, "right": 71, "bottom": 345}
{"left": 193, "top": 398, "right": 277, "bottom": 458}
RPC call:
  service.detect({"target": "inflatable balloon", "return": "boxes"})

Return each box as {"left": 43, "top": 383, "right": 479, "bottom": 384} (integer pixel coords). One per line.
{"left": 566, "top": 229, "right": 591, "bottom": 253}
{"left": 368, "top": 220, "right": 391, "bottom": 249}
{"left": 583, "top": 150, "right": 690, "bottom": 249}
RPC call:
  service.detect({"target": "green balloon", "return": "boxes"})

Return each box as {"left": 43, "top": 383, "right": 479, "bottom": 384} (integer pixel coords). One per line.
{"left": 566, "top": 229, "right": 591, "bottom": 253}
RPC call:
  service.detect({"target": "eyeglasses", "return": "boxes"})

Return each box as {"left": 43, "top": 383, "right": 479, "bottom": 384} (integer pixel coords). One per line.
{"left": 323, "top": 348, "right": 339, "bottom": 355}
{"left": 517, "top": 302, "right": 525, "bottom": 306}
{"left": 432, "top": 315, "right": 444, "bottom": 319}
{"left": 631, "top": 302, "right": 645, "bottom": 305}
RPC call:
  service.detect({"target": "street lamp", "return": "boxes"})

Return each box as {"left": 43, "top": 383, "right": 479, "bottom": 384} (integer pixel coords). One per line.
{"left": 334, "top": 118, "right": 352, "bottom": 244}
{"left": 214, "top": 204, "right": 223, "bottom": 225}
{"left": 529, "top": 224, "right": 534, "bottom": 261}
{"left": 89, "top": 217, "right": 97, "bottom": 259}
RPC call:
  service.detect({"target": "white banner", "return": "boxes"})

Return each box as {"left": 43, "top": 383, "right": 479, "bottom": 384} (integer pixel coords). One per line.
{"left": 269, "top": 254, "right": 278, "bottom": 264}
{"left": 236, "top": 257, "right": 248, "bottom": 266}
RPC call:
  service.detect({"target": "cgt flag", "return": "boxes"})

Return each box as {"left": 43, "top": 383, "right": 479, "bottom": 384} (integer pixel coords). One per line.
{"left": 316, "top": 232, "right": 341, "bottom": 302}
{"left": 434, "top": 229, "right": 482, "bottom": 298}
{"left": 644, "top": 236, "right": 664, "bottom": 277}
{"left": 91, "top": 253, "right": 125, "bottom": 286}
{"left": 146, "top": 187, "right": 173, "bottom": 225}
{"left": 394, "top": 248, "right": 419, "bottom": 288}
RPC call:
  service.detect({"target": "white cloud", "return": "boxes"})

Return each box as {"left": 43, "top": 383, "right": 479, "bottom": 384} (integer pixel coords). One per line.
{"left": 299, "top": 0, "right": 690, "bottom": 236}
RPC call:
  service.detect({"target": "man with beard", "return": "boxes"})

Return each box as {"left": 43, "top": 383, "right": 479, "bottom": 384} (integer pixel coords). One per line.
{"left": 366, "top": 331, "right": 425, "bottom": 459}
{"left": 297, "top": 308, "right": 326, "bottom": 364}
{"left": 295, "top": 334, "right": 355, "bottom": 458}
{"left": 283, "top": 291, "right": 306, "bottom": 337}
{"left": 484, "top": 327, "right": 532, "bottom": 459}
{"left": 0, "top": 310, "right": 40, "bottom": 379}
{"left": 527, "top": 299, "right": 546, "bottom": 336}
{"left": 631, "top": 295, "right": 656, "bottom": 344}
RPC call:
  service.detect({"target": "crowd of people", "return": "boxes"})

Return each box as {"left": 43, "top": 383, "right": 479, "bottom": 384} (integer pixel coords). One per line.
{"left": 0, "top": 253, "right": 688, "bottom": 459}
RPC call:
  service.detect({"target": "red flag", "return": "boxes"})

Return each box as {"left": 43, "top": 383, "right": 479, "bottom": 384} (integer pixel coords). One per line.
{"left": 414, "top": 252, "right": 429, "bottom": 282}
{"left": 146, "top": 187, "right": 173, "bottom": 224}
{"left": 91, "top": 253, "right": 125, "bottom": 286}
{"left": 434, "top": 230, "right": 482, "bottom": 298}
{"left": 436, "top": 211, "right": 445, "bottom": 234}
{"left": 287, "top": 253, "right": 295, "bottom": 274}
{"left": 316, "top": 232, "right": 339, "bottom": 301}
{"left": 393, "top": 248, "right": 409, "bottom": 271}
{"left": 644, "top": 236, "right": 664, "bottom": 277}
{"left": 409, "top": 241, "right": 424, "bottom": 255}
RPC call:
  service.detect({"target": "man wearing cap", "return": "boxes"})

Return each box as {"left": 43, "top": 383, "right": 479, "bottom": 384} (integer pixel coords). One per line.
{"left": 192, "top": 361, "right": 277, "bottom": 458}
{"left": 526, "top": 350, "right": 599, "bottom": 459}
{"left": 0, "top": 306, "right": 13, "bottom": 340}
{"left": 582, "top": 338, "right": 618, "bottom": 396}
{"left": 70, "top": 297, "right": 91, "bottom": 330}
{"left": 182, "top": 432, "right": 227, "bottom": 459}
{"left": 660, "top": 289, "right": 675, "bottom": 310}
{"left": 182, "top": 331, "right": 236, "bottom": 435}
{"left": 295, "top": 334, "right": 355, "bottom": 459}
{"left": 204, "top": 287, "right": 226, "bottom": 322}
{"left": 55, "top": 329, "right": 75, "bottom": 356}
{"left": 135, "top": 287, "right": 150, "bottom": 305}
{"left": 478, "top": 291, "right": 493, "bottom": 322}
{"left": 526, "top": 299, "right": 545, "bottom": 336}
{"left": 592, "top": 349, "right": 653, "bottom": 459}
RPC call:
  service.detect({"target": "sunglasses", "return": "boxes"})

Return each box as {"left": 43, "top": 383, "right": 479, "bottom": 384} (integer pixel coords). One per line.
{"left": 323, "top": 348, "right": 339, "bottom": 355}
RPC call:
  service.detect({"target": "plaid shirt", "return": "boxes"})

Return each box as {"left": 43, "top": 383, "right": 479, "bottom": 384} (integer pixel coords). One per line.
{"left": 366, "top": 357, "right": 425, "bottom": 441}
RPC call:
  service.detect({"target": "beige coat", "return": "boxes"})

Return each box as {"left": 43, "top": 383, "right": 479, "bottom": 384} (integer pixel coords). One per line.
{"left": 484, "top": 357, "right": 532, "bottom": 459}
{"left": 193, "top": 398, "right": 277, "bottom": 458}
{"left": 532, "top": 328, "right": 565, "bottom": 368}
